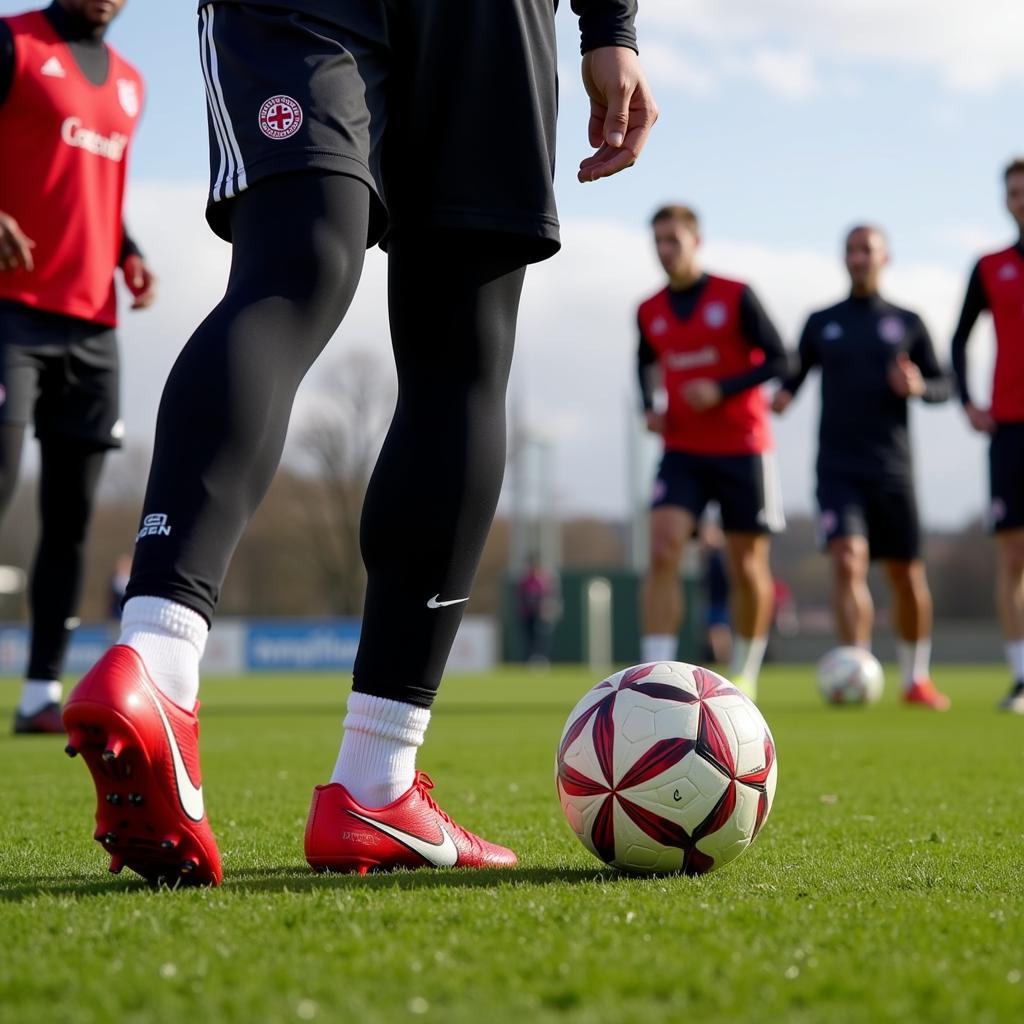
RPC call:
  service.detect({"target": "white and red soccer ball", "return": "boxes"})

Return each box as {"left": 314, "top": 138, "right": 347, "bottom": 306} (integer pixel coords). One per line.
{"left": 816, "top": 647, "right": 884, "bottom": 705}
{"left": 556, "top": 662, "right": 777, "bottom": 875}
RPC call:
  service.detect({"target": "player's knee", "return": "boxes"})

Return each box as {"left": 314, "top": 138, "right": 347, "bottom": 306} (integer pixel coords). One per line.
{"left": 888, "top": 561, "right": 926, "bottom": 595}
{"left": 734, "top": 552, "right": 770, "bottom": 591}
{"left": 1000, "top": 535, "right": 1024, "bottom": 574}
{"left": 832, "top": 541, "right": 866, "bottom": 582}
{"left": 649, "top": 533, "right": 684, "bottom": 574}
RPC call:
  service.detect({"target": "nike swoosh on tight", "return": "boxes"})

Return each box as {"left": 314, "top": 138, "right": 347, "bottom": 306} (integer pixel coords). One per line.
{"left": 347, "top": 811, "right": 459, "bottom": 867}
{"left": 139, "top": 675, "right": 205, "bottom": 822}
{"left": 427, "top": 595, "right": 469, "bottom": 609}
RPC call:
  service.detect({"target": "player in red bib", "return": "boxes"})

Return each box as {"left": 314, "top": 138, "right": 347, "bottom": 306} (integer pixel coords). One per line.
{"left": 951, "top": 158, "right": 1024, "bottom": 713}
{"left": 637, "top": 205, "right": 789, "bottom": 701}
{"left": 0, "top": 0, "right": 154, "bottom": 734}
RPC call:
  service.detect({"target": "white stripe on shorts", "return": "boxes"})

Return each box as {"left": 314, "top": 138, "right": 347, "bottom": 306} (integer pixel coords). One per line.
{"left": 201, "top": 5, "right": 247, "bottom": 199}
{"left": 199, "top": 6, "right": 231, "bottom": 201}
{"left": 760, "top": 450, "right": 786, "bottom": 533}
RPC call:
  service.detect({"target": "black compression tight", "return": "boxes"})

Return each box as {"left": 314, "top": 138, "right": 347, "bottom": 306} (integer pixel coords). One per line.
{"left": 127, "top": 172, "right": 370, "bottom": 616}
{"left": 126, "top": 172, "right": 528, "bottom": 708}
{"left": 0, "top": 425, "right": 106, "bottom": 680}
{"left": 353, "top": 236, "right": 525, "bottom": 706}
{"left": 0, "top": 424, "right": 24, "bottom": 519}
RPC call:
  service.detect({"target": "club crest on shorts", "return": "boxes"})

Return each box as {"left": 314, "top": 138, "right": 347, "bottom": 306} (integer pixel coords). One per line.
{"left": 258, "top": 95, "right": 303, "bottom": 140}
{"left": 116, "top": 79, "right": 140, "bottom": 118}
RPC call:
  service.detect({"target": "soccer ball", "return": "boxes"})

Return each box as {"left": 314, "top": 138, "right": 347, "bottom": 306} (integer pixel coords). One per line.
{"left": 816, "top": 647, "right": 884, "bottom": 705}
{"left": 555, "top": 662, "right": 778, "bottom": 875}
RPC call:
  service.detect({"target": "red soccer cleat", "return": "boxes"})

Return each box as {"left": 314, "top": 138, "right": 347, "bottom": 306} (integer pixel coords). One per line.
{"left": 13, "top": 701, "right": 64, "bottom": 735}
{"left": 62, "top": 646, "right": 222, "bottom": 886}
{"left": 305, "top": 771, "right": 517, "bottom": 874}
{"left": 902, "top": 678, "right": 951, "bottom": 711}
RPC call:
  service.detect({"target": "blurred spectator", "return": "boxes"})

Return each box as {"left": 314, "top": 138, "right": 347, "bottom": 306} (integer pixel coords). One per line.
{"left": 517, "top": 555, "right": 560, "bottom": 666}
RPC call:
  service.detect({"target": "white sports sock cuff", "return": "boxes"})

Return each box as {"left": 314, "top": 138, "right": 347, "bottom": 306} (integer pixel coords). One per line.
{"left": 121, "top": 597, "right": 209, "bottom": 657}
{"left": 344, "top": 692, "right": 431, "bottom": 747}
{"left": 1006, "top": 640, "right": 1024, "bottom": 679}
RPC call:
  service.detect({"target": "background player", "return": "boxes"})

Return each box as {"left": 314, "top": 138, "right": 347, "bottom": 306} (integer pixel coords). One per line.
{"left": 62, "top": 0, "right": 656, "bottom": 885}
{"left": 951, "top": 159, "right": 1024, "bottom": 713}
{"left": 0, "top": 0, "right": 154, "bottom": 734}
{"left": 773, "top": 225, "right": 950, "bottom": 709}
{"left": 638, "top": 204, "right": 788, "bottom": 701}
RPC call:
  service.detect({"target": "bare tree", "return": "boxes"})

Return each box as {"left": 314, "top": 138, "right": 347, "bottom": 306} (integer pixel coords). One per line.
{"left": 296, "top": 349, "right": 397, "bottom": 615}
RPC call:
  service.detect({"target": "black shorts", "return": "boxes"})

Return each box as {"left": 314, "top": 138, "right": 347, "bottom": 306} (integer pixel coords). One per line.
{"left": 197, "top": 1, "right": 560, "bottom": 261}
{"left": 816, "top": 472, "right": 920, "bottom": 560}
{"left": 990, "top": 422, "right": 1024, "bottom": 532}
{"left": 652, "top": 450, "right": 785, "bottom": 534}
{"left": 0, "top": 303, "right": 122, "bottom": 448}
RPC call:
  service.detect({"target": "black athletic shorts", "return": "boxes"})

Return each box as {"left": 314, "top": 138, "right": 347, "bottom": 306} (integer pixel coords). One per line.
{"left": 0, "top": 303, "right": 122, "bottom": 448}
{"left": 989, "top": 422, "right": 1024, "bottom": 533}
{"left": 652, "top": 450, "right": 786, "bottom": 534}
{"left": 816, "top": 471, "right": 920, "bottom": 560}
{"left": 197, "top": 1, "right": 560, "bottom": 261}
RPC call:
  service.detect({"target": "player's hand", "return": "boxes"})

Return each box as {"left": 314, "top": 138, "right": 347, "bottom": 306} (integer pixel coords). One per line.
{"left": 771, "top": 389, "right": 793, "bottom": 414}
{"left": 683, "top": 379, "right": 722, "bottom": 412}
{"left": 0, "top": 211, "right": 35, "bottom": 272}
{"left": 887, "top": 353, "right": 925, "bottom": 398}
{"left": 122, "top": 254, "right": 158, "bottom": 309}
{"left": 644, "top": 410, "right": 666, "bottom": 435}
{"left": 578, "top": 47, "right": 658, "bottom": 183}
{"left": 965, "top": 402, "right": 996, "bottom": 435}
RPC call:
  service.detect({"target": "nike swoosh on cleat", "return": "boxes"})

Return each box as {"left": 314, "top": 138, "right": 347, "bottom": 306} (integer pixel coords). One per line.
{"left": 138, "top": 676, "right": 205, "bottom": 822}
{"left": 347, "top": 812, "right": 459, "bottom": 867}
{"left": 427, "top": 594, "right": 469, "bottom": 609}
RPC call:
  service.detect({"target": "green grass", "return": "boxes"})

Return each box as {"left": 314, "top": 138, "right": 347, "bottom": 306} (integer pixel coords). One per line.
{"left": 1, "top": 664, "right": 1023, "bottom": 1024}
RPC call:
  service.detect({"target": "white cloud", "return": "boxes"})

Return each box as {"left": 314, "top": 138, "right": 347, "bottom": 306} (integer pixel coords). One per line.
{"left": 640, "top": 43, "right": 717, "bottom": 96}
{"left": 112, "top": 182, "right": 993, "bottom": 529}
{"left": 639, "top": 0, "right": 1024, "bottom": 94}
{"left": 744, "top": 49, "right": 820, "bottom": 101}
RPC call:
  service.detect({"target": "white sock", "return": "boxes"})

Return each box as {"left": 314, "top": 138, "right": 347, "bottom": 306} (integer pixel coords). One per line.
{"left": 641, "top": 634, "right": 677, "bottom": 663}
{"left": 730, "top": 635, "right": 768, "bottom": 683}
{"left": 898, "top": 638, "right": 932, "bottom": 688}
{"left": 1006, "top": 640, "right": 1024, "bottom": 682}
{"left": 18, "top": 678, "right": 62, "bottom": 717}
{"left": 330, "top": 692, "right": 431, "bottom": 808}
{"left": 118, "top": 597, "right": 208, "bottom": 710}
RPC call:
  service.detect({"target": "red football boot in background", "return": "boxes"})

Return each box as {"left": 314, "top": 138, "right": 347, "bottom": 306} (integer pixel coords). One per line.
{"left": 902, "top": 678, "right": 951, "bottom": 711}
{"left": 305, "top": 771, "right": 517, "bottom": 874}
{"left": 13, "top": 701, "right": 64, "bottom": 735}
{"left": 62, "top": 645, "right": 222, "bottom": 886}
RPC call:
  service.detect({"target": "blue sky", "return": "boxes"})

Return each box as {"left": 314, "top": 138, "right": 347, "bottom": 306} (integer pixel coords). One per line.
{"left": 4, "top": 0, "right": 1023, "bottom": 527}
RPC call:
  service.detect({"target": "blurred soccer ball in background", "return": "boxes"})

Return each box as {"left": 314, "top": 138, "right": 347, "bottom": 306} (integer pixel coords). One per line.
{"left": 816, "top": 646, "right": 884, "bottom": 705}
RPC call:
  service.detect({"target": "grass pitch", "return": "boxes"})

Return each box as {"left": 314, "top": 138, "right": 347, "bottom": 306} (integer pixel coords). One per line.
{"left": 1, "top": 664, "right": 1022, "bottom": 1024}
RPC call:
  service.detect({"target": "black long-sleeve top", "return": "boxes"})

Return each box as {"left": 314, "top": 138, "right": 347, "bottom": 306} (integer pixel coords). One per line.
{"left": 782, "top": 293, "right": 950, "bottom": 480}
